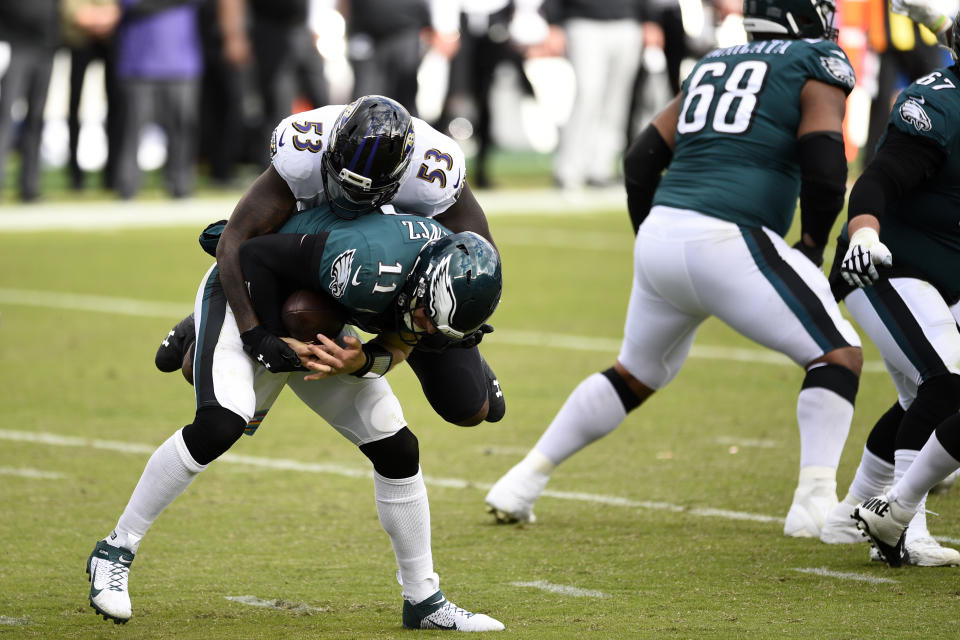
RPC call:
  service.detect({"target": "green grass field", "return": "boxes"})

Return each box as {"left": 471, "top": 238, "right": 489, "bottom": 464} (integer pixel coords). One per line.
{"left": 1, "top": 198, "right": 957, "bottom": 639}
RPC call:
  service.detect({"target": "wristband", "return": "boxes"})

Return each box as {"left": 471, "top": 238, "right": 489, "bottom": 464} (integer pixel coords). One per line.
{"left": 350, "top": 342, "right": 394, "bottom": 378}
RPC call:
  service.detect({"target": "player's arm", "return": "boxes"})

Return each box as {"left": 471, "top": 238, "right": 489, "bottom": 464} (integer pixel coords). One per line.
{"left": 432, "top": 182, "right": 498, "bottom": 251}
{"left": 794, "top": 79, "right": 848, "bottom": 266}
{"left": 622, "top": 93, "right": 680, "bottom": 233}
{"left": 217, "top": 164, "right": 298, "bottom": 333}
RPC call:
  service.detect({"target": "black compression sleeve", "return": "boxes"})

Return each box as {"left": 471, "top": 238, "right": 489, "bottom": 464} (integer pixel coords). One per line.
{"left": 623, "top": 124, "right": 673, "bottom": 234}
{"left": 848, "top": 125, "right": 947, "bottom": 220}
{"left": 798, "top": 131, "right": 847, "bottom": 249}
{"left": 237, "top": 233, "right": 329, "bottom": 335}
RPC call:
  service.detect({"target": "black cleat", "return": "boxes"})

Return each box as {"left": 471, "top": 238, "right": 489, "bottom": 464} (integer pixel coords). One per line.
{"left": 155, "top": 313, "right": 196, "bottom": 373}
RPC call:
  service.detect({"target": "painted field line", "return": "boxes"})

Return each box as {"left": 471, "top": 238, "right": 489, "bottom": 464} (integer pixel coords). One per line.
{"left": 511, "top": 581, "right": 607, "bottom": 598}
{"left": 714, "top": 436, "right": 781, "bottom": 449}
{"left": 792, "top": 567, "right": 898, "bottom": 584}
{"left": 0, "top": 466, "right": 64, "bottom": 479}
{"left": 225, "top": 595, "right": 329, "bottom": 613}
{"left": 0, "top": 188, "right": 626, "bottom": 233}
{"left": 0, "top": 287, "right": 889, "bottom": 374}
{"left": 0, "top": 429, "right": 782, "bottom": 526}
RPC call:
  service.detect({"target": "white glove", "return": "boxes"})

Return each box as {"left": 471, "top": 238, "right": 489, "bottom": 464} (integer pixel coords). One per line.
{"left": 840, "top": 228, "right": 894, "bottom": 288}
{"left": 891, "top": 0, "right": 956, "bottom": 37}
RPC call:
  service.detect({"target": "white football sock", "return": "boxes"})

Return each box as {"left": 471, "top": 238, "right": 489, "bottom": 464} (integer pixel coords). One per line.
{"left": 796, "top": 382, "right": 853, "bottom": 469}
{"left": 892, "top": 449, "right": 931, "bottom": 542}
{"left": 846, "top": 446, "right": 895, "bottom": 501}
{"left": 111, "top": 429, "right": 206, "bottom": 553}
{"left": 533, "top": 373, "right": 627, "bottom": 466}
{"left": 891, "top": 434, "right": 960, "bottom": 517}
{"left": 374, "top": 469, "right": 438, "bottom": 604}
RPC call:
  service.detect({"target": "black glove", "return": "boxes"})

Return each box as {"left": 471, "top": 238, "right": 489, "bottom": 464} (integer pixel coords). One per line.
{"left": 457, "top": 323, "right": 494, "bottom": 350}
{"left": 240, "top": 326, "right": 305, "bottom": 372}
{"left": 792, "top": 240, "right": 824, "bottom": 268}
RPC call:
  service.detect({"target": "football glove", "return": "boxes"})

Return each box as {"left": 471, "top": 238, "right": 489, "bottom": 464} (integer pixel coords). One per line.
{"left": 840, "top": 227, "right": 893, "bottom": 288}
{"left": 240, "top": 325, "right": 305, "bottom": 372}
{"left": 792, "top": 240, "right": 824, "bottom": 268}
{"left": 891, "top": 0, "right": 954, "bottom": 39}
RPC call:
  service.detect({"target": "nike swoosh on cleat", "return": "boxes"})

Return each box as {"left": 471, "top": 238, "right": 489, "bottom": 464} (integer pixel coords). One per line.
{"left": 427, "top": 621, "right": 457, "bottom": 630}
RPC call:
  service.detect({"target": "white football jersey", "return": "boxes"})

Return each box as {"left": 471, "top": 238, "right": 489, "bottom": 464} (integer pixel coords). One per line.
{"left": 270, "top": 105, "right": 466, "bottom": 217}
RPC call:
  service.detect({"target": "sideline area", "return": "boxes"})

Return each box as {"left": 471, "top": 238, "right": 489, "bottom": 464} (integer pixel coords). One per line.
{"left": 0, "top": 186, "right": 626, "bottom": 232}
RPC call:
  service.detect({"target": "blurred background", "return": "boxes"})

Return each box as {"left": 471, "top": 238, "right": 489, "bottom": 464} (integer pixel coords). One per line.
{"left": 0, "top": 0, "right": 952, "bottom": 203}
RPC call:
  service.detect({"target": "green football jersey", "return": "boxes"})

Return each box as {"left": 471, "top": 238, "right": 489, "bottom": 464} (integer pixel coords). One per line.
{"left": 879, "top": 65, "right": 960, "bottom": 298}
{"left": 278, "top": 206, "right": 450, "bottom": 333}
{"left": 653, "top": 38, "right": 855, "bottom": 236}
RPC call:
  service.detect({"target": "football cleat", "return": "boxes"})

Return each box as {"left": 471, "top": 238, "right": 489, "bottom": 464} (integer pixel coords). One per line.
{"left": 484, "top": 461, "right": 549, "bottom": 524}
{"left": 852, "top": 495, "right": 912, "bottom": 567}
{"left": 402, "top": 590, "right": 504, "bottom": 632}
{"left": 86, "top": 540, "right": 135, "bottom": 623}
{"left": 783, "top": 480, "right": 838, "bottom": 538}
{"left": 819, "top": 494, "right": 865, "bottom": 544}
{"left": 903, "top": 536, "right": 960, "bottom": 567}
{"left": 155, "top": 313, "right": 196, "bottom": 373}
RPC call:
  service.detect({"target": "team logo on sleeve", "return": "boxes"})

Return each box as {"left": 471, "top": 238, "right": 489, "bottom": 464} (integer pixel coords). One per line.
{"left": 819, "top": 55, "right": 855, "bottom": 89}
{"left": 329, "top": 249, "right": 357, "bottom": 299}
{"left": 899, "top": 97, "right": 932, "bottom": 132}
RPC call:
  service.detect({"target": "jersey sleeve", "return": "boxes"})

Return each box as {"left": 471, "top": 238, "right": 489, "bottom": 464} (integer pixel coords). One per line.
{"left": 314, "top": 230, "right": 401, "bottom": 317}
{"left": 392, "top": 117, "right": 467, "bottom": 217}
{"left": 270, "top": 105, "right": 343, "bottom": 203}
{"left": 888, "top": 72, "right": 960, "bottom": 148}
{"left": 800, "top": 40, "right": 856, "bottom": 95}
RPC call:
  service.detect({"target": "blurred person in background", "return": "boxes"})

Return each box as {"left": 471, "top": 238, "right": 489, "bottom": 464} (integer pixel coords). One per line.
{"left": 550, "top": 0, "right": 648, "bottom": 190}
{"left": 113, "top": 0, "right": 204, "bottom": 199}
{"left": 198, "top": 0, "right": 253, "bottom": 186}
{"left": 61, "top": 0, "right": 122, "bottom": 192}
{"left": 863, "top": 0, "right": 950, "bottom": 163}
{"left": 436, "top": 0, "right": 563, "bottom": 189}
{"left": 339, "top": 0, "right": 433, "bottom": 115}
{"left": 248, "top": 0, "right": 329, "bottom": 168}
{"left": 0, "top": 0, "right": 60, "bottom": 202}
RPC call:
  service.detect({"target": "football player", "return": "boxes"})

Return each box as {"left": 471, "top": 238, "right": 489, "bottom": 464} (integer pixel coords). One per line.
{"left": 485, "top": 0, "right": 864, "bottom": 538}
{"left": 819, "top": 10, "right": 960, "bottom": 567}
{"left": 86, "top": 204, "right": 506, "bottom": 631}
{"left": 156, "top": 94, "right": 504, "bottom": 429}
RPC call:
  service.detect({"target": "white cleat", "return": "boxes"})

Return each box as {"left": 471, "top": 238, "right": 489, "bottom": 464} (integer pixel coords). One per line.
{"left": 819, "top": 495, "right": 866, "bottom": 544}
{"left": 852, "top": 494, "right": 912, "bottom": 567}
{"left": 402, "top": 590, "right": 505, "bottom": 631}
{"left": 485, "top": 461, "right": 550, "bottom": 524}
{"left": 784, "top": 481, "right": 838, "bottom": 538}
{"left": 903, "top": 536, "right": 960, "bottom": 566}
{"left": 86, "top": 539, "right": 135, "bottom": 623}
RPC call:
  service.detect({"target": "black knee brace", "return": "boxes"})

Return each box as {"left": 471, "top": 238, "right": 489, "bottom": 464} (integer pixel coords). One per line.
{"left": 180, "top": 406, "right": 248, "bottom": 466}
{"left": 897, "top": 374, "right": 960, "bottom": 451}
{"left": 865, "top": 401, "right": 904, "bottom": 464}
{"left": 601, "top": 367, "right": 643, "bottom": 413}
{"left": 359, "top": 427, "right": 420, "bottom": 479}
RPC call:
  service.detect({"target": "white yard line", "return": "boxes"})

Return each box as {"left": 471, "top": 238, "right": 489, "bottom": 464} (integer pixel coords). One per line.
{"left": 0, "top": 466, "right": 64, "bottom": 479}
{"left": 791, "top": 567, "right": 899, "bottom": 585}
{"left": 224, "top": 596, "right": 328, "bottom": 613}
{"left": 511, "top": 581, "right": 608, "bottom": 598}
{"left": 0, "top": 286, "right": 889, "bottom": 374}
{"left": 0, "top": 188, "right": 626, "bottom": 233}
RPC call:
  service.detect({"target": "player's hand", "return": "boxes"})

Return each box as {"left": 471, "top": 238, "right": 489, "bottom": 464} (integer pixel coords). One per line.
{"left": 792, "top": 240, "right": 824, "bottom": 268}
{"left": 240, "top": 325, "right": 305, "bottom": 372}
{"left": 891, "top": 0, "right": 954, "bottom": 36}
{"left": 840, "top": 228, "right": 893, "bottom": 288}
{"left": 301, "top": 334, "right": 365, "bottom": 380}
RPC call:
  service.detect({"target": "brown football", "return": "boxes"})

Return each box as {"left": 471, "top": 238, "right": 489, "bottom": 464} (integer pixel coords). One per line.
{"left": 282, "top": 289, "right": 346, "bottom": 343}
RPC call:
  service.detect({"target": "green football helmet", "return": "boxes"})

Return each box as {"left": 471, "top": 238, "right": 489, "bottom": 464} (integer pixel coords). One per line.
{"left": 742, "top": 0, "right": 838, "bottom": 40}
{"left": 398, "top": 231, "right": 502, "bottom": 341}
